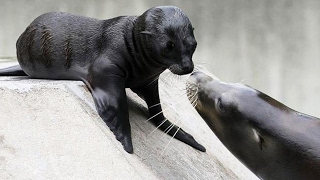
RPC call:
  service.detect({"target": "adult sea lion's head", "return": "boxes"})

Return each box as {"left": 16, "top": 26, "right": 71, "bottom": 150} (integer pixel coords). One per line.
{"left": 135, "top": 6, "right": 197, "bottom": 75}
{"left": 186, "top": 71, "right": 271, "bottom": 151}
{"left": 187, "top": 71, "right": 320, "bottom": 179}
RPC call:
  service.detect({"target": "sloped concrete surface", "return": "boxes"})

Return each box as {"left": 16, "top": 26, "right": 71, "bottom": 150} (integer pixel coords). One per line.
{"left": 0, "top": 61, "right": 258, "bottom": 180}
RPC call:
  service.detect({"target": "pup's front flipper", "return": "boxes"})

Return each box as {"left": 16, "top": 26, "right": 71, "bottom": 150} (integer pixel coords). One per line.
{"left": 90, "top": 74, "right": 133, "bottom": 153}
{"left": 132, "top": 80, "right": 206, "bottom": 152}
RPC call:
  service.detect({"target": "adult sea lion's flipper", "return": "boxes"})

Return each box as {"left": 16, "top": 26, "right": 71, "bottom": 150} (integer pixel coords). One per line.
{"left": 132, "top": 80, "right": 206, "bottom": 152}
{"left": 0, "top": 65, "right": 27, "bottom": 76}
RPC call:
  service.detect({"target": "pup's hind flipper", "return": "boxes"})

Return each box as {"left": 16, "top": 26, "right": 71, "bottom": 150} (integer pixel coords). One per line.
{"left": 0, "top": 65, "right": 27, "bottom": 76}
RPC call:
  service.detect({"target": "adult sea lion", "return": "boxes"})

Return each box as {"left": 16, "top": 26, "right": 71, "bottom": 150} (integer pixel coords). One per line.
{"left": 187, "top": 71, "right": 320, "bottom": 180}
{"left": 0, "top": 6, "right": 205, "bottom": 153}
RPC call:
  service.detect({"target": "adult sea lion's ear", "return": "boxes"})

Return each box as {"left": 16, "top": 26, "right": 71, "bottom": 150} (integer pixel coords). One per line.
{"left": 140, "top": 31, "right": 153, "bottom": 36}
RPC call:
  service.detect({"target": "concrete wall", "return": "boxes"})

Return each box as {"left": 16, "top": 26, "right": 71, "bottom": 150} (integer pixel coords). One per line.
{"left": 0, "top": 61, "right": 258, "bottom": 179}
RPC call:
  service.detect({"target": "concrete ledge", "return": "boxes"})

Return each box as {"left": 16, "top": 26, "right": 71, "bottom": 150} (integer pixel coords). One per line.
{"left": 0, "top": 63, "right": 257, "bottom": 179}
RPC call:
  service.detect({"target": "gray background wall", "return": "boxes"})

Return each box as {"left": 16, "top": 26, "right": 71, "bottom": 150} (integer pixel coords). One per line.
{"left": 1, "top": 0, "right": 320, "bottom": 117}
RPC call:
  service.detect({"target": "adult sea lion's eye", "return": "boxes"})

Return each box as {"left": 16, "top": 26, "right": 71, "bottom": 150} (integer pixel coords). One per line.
{"left": 217, "top": 98, "right": 225, "bottom": 111}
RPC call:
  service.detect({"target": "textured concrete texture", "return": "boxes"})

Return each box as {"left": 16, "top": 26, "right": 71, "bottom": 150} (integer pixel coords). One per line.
{"left": 0, "top": 62, "right": 258, "bottom": 180}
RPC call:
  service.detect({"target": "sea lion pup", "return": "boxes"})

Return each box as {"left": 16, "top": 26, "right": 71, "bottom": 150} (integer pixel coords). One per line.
{"left": 187, "top": 71, "right": 320, "bottom": 180}
{"left": 0, "top": 6, "right": 206, "bottom": 153}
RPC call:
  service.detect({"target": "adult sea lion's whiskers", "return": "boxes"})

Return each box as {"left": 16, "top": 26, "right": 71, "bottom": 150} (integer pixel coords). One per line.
{"left": 194, "top": 62, "right": 209, "bottom": 68}
{"left": 162, "top": 121, "right": 182, "bottom": 154}
{"left": 161, "top": 71, "right": 175, "bottom": 88}
{"left": 193, "top": 65, "right": 202, "bottom": 72}
{"left": 188, "top": 95, "right": 198, "bottom": 108}
{"left": 188, "top": 92, "right": 198, "bottom": 108}
{"left": 162, "top": 69, "right": 189, "bottom": 87}
{"left": 147, "top": 118, "right": 169, "bottom": 136}
{"left": 145, "top": 106, "right": 171, "bottom": 122}
{"left": 146, "top": 91, "right": 189, "bottom": 124}
{"left": 145, "top": 69, "right": 170, "bottom": 88}
{"left": 148, "top": 91, "right": 189, "bottom": 137}
{"left": 186, "top": 82, "right": 199, "bottom": 107}
{"left": 149, "top": 102, "right": 162, "bottom": 109}
{"left": 149, "top": 90, "right": 186, "bottom": 109}
{"left": 238, "top": 79, "right": 247, "bottom": 84}
{"left": 145, "top": 75, "right": 160, "bottom": 87}
{"left": 161, "top": 89, "right": 198, "bottom": 154}
{"left": 161, "top": 118, "right": 181, "bottom": 139}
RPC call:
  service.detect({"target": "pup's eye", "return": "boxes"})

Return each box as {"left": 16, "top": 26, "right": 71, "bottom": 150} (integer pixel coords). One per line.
{"left": 166, "top": 41, "right": 175, "bottom": 51}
